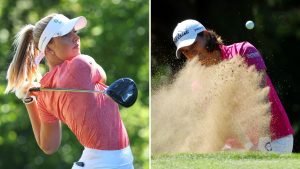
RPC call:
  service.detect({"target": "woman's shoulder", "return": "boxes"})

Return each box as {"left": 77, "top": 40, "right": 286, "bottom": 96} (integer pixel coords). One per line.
{"left": 40, "top": 55, "right": 97, "bottom": 87}
{"left": 57, "top": 55, "right": 96, "bottom": 87}
{"left": 227, "top": 41, "right": 256, "bottom": 50}
{"left": 69, "top": 54, "right": 95, "bottom": 67}
{"left": 66, "top": 54, "right": 98, "bottom": 73}
{"left": 238, "top": 41, "right": 261, "bottom": 58}
{"left": 232, "top": 41, "right": 266, "bottom": 70}
{"left": 227, "top": 41, "right": 260, "bottom": 57}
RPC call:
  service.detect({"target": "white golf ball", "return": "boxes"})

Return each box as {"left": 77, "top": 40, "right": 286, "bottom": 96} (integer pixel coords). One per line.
{"left": 245, "top": 20, "right": 255, "bottom": 30}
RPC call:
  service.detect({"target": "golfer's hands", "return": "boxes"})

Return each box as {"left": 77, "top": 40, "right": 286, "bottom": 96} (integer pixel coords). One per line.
{"left": 15, "top": 81, "right": 40, "bottom": 99}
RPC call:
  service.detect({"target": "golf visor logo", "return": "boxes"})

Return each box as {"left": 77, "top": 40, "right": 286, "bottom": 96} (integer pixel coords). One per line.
{"left": 194, "top": 27, "right": 202, "bottom": 32}
{"left": 174, "top": 30, "right": 189, "bottom": 44}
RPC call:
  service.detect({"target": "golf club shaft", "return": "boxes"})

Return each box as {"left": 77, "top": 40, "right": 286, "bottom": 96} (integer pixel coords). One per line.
{"left": 28, "top": 77, "right": 138, "bottom": 107}
{"left": 29, "top": 87, "right": 105, "bottom": 94}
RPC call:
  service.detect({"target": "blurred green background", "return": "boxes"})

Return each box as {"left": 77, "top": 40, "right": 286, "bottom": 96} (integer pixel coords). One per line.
{"left": 0, "top": 0, "right": 149, "bottom": 168}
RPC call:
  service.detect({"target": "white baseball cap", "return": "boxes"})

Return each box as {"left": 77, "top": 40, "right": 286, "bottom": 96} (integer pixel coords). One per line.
{"left": 35, "top": 14, "right": 87, "bottom": 64}
{"left": 172, "top": 19, "right": 206, "bottom": 58}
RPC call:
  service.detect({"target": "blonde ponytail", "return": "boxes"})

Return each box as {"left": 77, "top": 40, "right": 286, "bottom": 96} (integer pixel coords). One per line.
{"left": 5, "top": 25, "right": 40, "bottom": 93}
{"left": 5, "top": 14, "right": 56, "bottom": 94}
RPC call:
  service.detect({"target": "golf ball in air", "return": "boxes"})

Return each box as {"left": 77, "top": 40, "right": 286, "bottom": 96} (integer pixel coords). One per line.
{"left": 245, "top": 20, "right": 255, "bottom": 29}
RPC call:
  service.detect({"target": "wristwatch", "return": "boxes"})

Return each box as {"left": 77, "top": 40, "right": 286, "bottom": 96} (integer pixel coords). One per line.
{"left": 23, "top": 96, "right": 35, "bottom": 104}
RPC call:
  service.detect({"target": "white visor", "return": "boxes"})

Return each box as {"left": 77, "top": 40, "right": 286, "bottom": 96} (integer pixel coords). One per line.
{"left": 37, "top": 14, "right": 87, "bottom": 62}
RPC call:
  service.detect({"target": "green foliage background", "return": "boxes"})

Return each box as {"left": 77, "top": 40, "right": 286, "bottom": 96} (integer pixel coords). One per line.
{"left": 0, "top": 0, "right": 149, "bottom": 168}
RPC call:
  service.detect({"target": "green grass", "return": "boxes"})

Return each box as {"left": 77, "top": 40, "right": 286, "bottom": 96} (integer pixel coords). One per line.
{"left": 152, "top": 152, "right": 300, "bottom": 169}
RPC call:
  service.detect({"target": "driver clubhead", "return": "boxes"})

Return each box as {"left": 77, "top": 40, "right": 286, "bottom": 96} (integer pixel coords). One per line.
{"left": 105, "top": 78, "right": 138, "bottom": 107}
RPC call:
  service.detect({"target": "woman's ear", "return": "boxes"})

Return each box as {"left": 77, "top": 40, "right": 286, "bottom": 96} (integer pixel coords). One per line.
{"left": 45, "top": 45, "right": 55, "bottom": 56}
{"left": 203, "top": 30, "right": 209, "bottom": 36}
{"left": 203, "top": 31, "right": 216, "bottom": 52}
{"left": 196, "top": 32, "right": 207, "bottom": 49}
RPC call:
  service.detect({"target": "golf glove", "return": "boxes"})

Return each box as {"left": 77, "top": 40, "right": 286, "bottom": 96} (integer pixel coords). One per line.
{"left": 15, "top": 81, "right": 40, "bottom": 99}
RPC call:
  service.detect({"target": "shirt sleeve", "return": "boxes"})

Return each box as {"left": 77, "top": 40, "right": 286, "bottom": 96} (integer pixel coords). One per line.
{"left": 37, "top": 96, "right": 59, "bottom": 123}
{"left": 240, "top": 42, "right": 267, "bottom": 71}
{"left": 85, "top": 55, "right": 106, "bottom": 83}
{"left": 56, "top": 55, "right": 101, "bottom": 119}
{"left": 59, "top": 55, "right": 100, "bottom": 89}
{"left": 95, "top": 63, "right": 107, "bottom": 83}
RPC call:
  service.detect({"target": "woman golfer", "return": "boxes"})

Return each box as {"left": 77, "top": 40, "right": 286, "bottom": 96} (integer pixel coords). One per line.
{"left": 172, "top": 19, "right": 294, "bottom": 153}
{"left": 5, "top": 13, "right": 134, "bottom": 168}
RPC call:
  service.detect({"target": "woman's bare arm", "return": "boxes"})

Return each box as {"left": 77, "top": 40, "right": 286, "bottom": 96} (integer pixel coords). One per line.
{"left": 24, "top": 98, "right": 61, "bottom": 155}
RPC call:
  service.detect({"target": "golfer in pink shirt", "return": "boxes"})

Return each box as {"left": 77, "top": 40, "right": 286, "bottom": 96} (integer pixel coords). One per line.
{"left": 172, "top": 19, "right": 294, "bottom": 153}
{"left": 5, "top": 13, "right": 134, "bottom": 168}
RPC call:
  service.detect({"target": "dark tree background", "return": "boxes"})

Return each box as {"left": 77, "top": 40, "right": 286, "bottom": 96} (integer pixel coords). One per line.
{"left": 151, "top": 0, "right": 300, "bottom": 152}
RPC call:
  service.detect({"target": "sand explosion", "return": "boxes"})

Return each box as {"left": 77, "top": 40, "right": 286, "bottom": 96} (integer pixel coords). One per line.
{"left": 152, "top": 56, "right": 271, "bottom": 154}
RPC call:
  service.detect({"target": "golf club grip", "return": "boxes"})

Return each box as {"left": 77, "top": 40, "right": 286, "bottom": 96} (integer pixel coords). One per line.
{"left": 29, "top": 87, "right": 41, "bottom": 92}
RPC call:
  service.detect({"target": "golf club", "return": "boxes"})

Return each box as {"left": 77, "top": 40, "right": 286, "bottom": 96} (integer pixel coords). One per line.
{"left": 29, "top": 78, "right": 138, "bottom": 107}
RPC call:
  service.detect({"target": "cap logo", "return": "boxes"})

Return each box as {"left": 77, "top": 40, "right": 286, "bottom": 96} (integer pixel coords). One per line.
{"left": 194, "top": 27, "right": 201, "bottom": 32}
{"left": 53, "top": 19, "right": 62, "bottom": 24}
{"left": 173, "top": 30, "right": 189, "bottom": 43}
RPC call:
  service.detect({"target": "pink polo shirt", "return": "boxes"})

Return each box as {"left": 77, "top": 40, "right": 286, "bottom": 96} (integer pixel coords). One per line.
{"left": 36, "top": 54, "right": 129, "bottom": 150}
{"left": 220, "top": 42, "right": 294, "bottom": 140}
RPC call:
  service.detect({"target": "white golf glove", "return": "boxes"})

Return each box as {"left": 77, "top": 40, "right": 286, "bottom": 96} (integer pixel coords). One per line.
{"left": 15, "top": 81, "right": 40, "bottom": 99}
